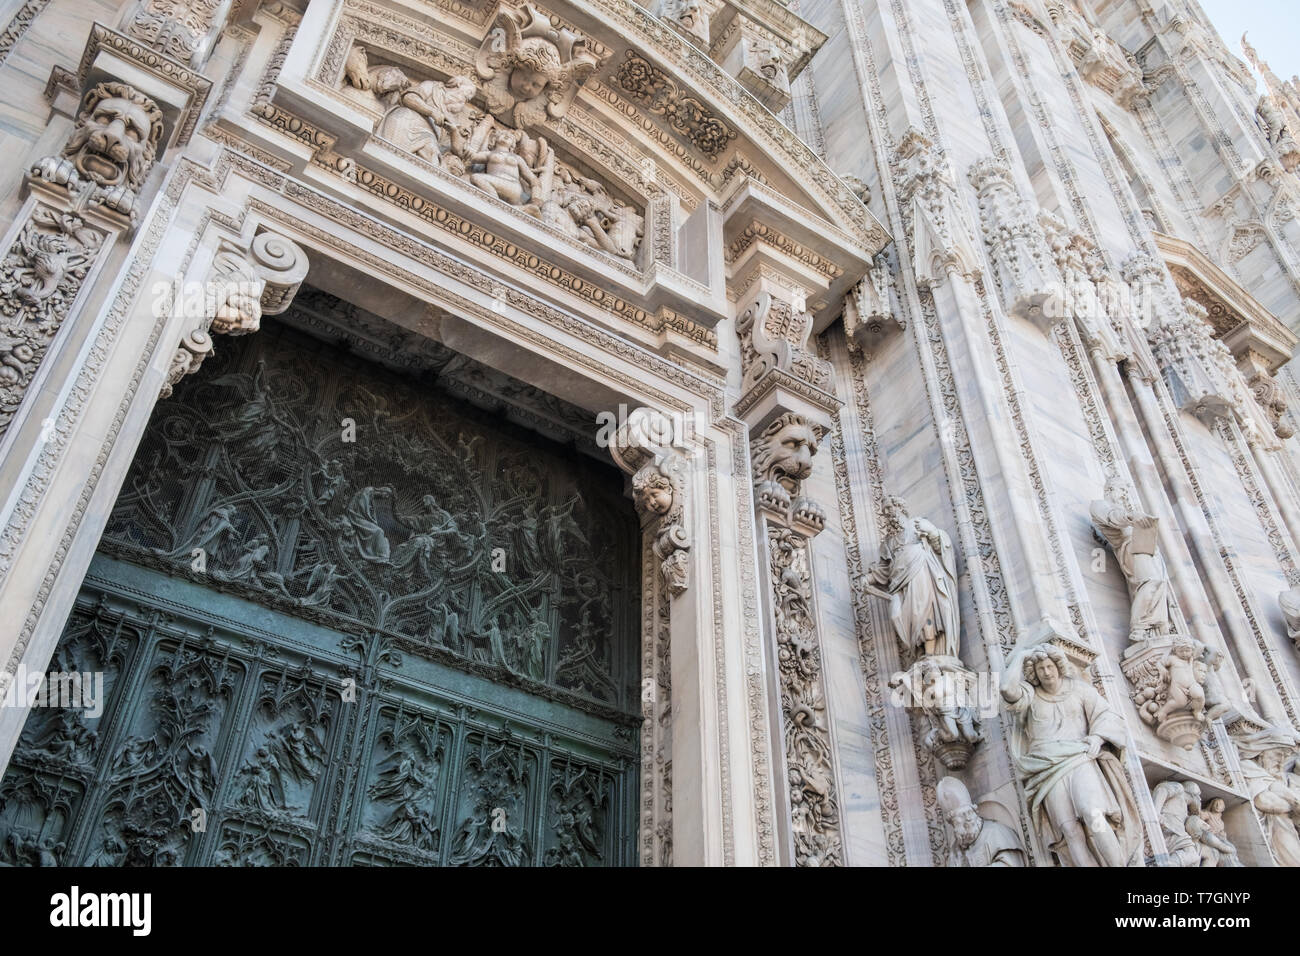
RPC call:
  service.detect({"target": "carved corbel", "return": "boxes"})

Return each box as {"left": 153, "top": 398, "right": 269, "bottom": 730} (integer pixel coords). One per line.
{"left": 735, "top": 290, "right": 833, "bottom": 401}
{"left": 968, "top": 158, "right": 1056, "bottom": 328}
{"left": 161, "top": 231, "right": 309, "bottom": 398}
{"left": 751, "top": 412, "right": 826, "bottom": 536}
{"left": 841, "top": 254, "right": 901, "bottom": 353}
{"left": 27, "top": 80, "right": 167, "bottom": 228}
{"left": 609, "top": 407, "right": 691, "bottom": 596}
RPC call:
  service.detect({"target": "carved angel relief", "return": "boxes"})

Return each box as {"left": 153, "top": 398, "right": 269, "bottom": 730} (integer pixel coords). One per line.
{"left": 341, "top": 43, "right": 640, "bottom": 262}
{"left": 475, "top": 2, "right": 601, "bottom": 129}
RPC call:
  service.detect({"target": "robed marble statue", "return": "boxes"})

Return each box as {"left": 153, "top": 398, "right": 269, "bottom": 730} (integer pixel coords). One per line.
{"left": 867, "top": 495, "right": 961, "bottom": 658}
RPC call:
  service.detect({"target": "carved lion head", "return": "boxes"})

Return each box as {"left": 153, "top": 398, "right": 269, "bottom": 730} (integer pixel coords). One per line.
{"left": 62, "top": 82, "right": 165, "bottom": 191}
{"left": 752, "top": 413, "right": 822, "bottom": 492}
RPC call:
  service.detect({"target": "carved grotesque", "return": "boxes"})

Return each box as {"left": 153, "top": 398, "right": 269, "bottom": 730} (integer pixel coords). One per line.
{"left": 751, "top": 413, "right": 820, "bottom": 494}
{"left": 62, "top": 82, "right": 165, "bottom": 193}
{"left": 475, "top": 2, "right": 600, "bottom": 127}
{"left": 1001, "top": 642, "right": 1141, "bottom": 866}
{"left": 936, "top": 777, "right": 1025, "bottom": 867}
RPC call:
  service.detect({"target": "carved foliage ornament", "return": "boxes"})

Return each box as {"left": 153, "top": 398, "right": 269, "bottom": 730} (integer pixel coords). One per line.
{"left": 614, "top": 52, "right": 737, "bottom": 161}
{"left": 0, "top": 207, "right": 106, "bottom": 436}
{"left": 768, "top": 524, "right": 841, "bottom": 866}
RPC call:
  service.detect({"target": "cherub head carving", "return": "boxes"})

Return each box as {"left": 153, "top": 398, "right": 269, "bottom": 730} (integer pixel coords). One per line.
{"left": 62, "top": 81, "right": 165, "bottom": 191}
{"left": 752, "top": 413, "right": 823, "bottom": 493}
{"left": 476, "top": 2, "right": 601, "bottom": 126}
{"left": 632, "top": 467, "right": 674, "bottom": 519}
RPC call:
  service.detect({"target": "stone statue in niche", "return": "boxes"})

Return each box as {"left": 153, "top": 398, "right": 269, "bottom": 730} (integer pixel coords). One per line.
{"left": 1093, "top": 475, "right": 1210, "bottom": 748}
{"left": 1090, "top": 475, "right": 1173, "bottom": 644}
{"left": 1234, "top": 727, "right": 1300, "bottom": 866}
{"left": 475, "top": 2, "right": 600, "bottom": 129}
{"left": 1001, "top": 642, "right": 1141, "bottom": 866}
{"left": 866, "top": 495, "right": 960, "bottom": 659}
{"left": 936, "top": 777, "right": 1025, "bottom": 867}
{"left": 1196, "top": 798, "right": 1242, "bottom": 867}
{"left": 340, "top": 50, "right": 641, "bottom": 262}
{"left": 1152, "top": 780, "right": 1242, "bottom": 867}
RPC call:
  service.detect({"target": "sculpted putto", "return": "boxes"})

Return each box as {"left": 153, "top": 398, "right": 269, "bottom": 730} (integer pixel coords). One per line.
{"left": 1002, "top": 642, "right": 1141, "bottom": 866}
{"left": 475, "top": 2, "right": 600, "bottom": 128}
{"left": 867, "top": 495, "right": 960, "bottom": 659}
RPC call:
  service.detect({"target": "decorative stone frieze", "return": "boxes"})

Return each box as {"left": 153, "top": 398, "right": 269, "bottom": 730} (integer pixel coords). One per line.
{"left": 341, "top": 47, "right": 643, "bottom": 262}
{"left": 614, "top": 51, "right": 737, "bottom": 161}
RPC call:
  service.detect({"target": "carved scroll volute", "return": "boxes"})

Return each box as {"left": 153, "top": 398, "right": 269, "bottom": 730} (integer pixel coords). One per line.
{"left": 610, "top": 407, "right": 691, "bottom": 596}
{"left": 161, "top": 231, "right": 309, "bottom": 399}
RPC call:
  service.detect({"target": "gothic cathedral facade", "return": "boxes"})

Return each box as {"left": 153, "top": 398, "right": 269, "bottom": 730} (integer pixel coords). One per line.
{"left": 0, "top": 0, "right": 1298, "bottom": 867}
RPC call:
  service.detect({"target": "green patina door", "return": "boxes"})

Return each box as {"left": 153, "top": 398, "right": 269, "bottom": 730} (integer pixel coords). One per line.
{"left": 0, "top": 309, "right": 640, "bottom": 866}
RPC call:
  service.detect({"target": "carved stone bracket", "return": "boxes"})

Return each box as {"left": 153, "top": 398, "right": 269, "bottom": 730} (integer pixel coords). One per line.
{"left": 27, "top": 80, "right": 167, "bottom": 228}
{"left": 841, "top": 253, "right": 901, "bottom": 353}
{"left": 609, "top": 407, "right": 691, "bottom": 595}
{"left": 161, "top": 231, "right": 310, "bottom": 399}
{"left": 751, "top": 411, "right": 826, "bottom": 536}
{"left": 889, "top": 655, "right": 984, "bottom": 769}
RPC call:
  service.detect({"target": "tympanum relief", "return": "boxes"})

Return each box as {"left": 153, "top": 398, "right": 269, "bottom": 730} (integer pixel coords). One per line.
{"left": 338, "top": 21, "right": 641, "bottom": 263}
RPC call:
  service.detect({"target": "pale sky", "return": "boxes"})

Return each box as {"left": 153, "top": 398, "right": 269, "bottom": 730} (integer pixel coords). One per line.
{"left": 1197, "top": 0, "right": 1300, "bottom": 88}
